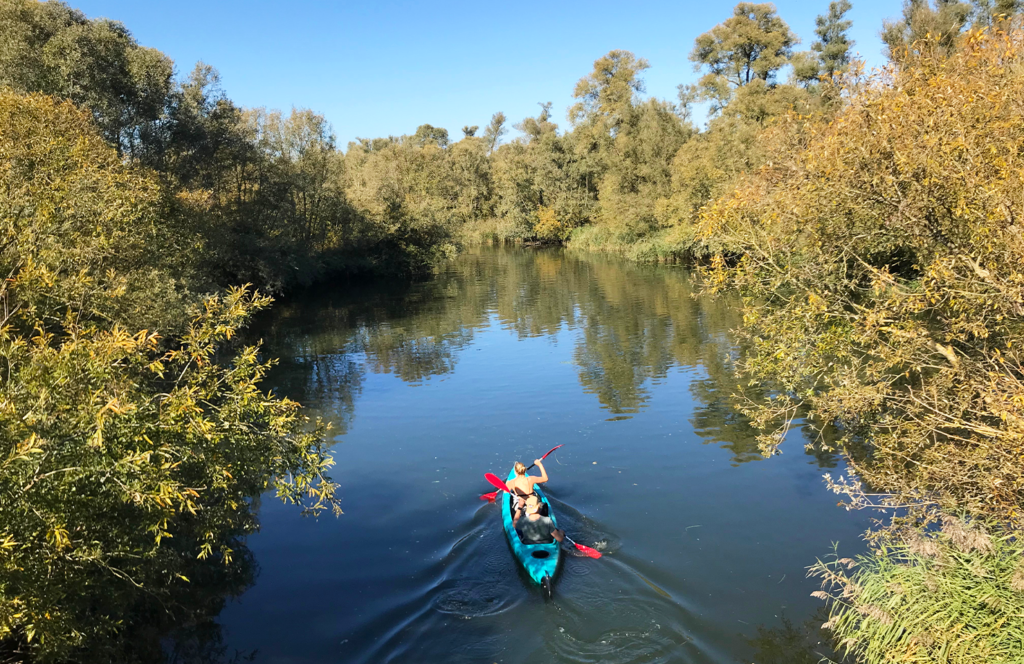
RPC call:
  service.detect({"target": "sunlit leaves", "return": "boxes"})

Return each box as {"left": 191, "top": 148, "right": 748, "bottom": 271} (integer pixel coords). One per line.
{"left": 700, "top": 25, "right": 1024, "bottom": 522}
{"left": 0, "top": 91, "right": 339, "bottom": 662}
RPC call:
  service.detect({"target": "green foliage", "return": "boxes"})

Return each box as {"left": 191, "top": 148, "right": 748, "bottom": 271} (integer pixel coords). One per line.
{"left": 481, "top": 102, "right": 600, "bottom": 243}
{"left": 482, "top": 111, "right": 507, "bottom": 154}
{"left": 689, "top": 3, "right": 799, "bottom": 112}
{"left": 343, "top": 130, "right": 489, "bottom": 266}
{"left": 882, "top": 0, "right": 973, "bottom": 60}
{"left": 811, "top": 517, "right": 1024, "bottom": 664}
{"left": 569, "top": 49, "right": 650, "bottom": 127}
{"left": 0, "top": 1, "right": 463, "bottom": 292}
{"left": 655, "top": 3, "right": 826, "bottom": 256}
{"left": 0, "top": 89, "right": 339, "bottom": 661}
{"left": 792, "top": 0, "right": 855, "bottom": 86}
{"left": 813, "top": 0, "right": 855, "bottom": 78}
{"left": 0, "top": 0, "right": 173, "bottom": 156}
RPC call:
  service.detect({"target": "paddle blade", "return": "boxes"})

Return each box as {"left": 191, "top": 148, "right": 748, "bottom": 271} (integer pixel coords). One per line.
{"left": 479, "top": 491, "right": 498, "bottom": 502}
{"left": 484, "top": 473, "right": 510, "bottom": 493}
{"left": 544, "top": 444, "right": 564, "bottom": 459}
{"left": 574, "top": 542, "right": 602, "bottom": 559}
{"left": 526, "top": 444, "right": 564, "bottom": 471}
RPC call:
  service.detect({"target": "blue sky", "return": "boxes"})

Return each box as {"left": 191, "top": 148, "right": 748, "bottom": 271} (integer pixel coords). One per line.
{"left": 74, "top": 0, "right": 901, "bottom": 147}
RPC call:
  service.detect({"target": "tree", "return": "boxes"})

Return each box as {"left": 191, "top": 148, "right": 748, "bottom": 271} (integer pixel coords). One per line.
{"left": 0, "top": 0, "right": 173, "bottom": 156}
{"left": 483, "top": 111, "right": 507, "bottom": 153}
{"left": 690, "top": 3, "right": 798, "bottom": 111}
{"left": 515, "top": 102, "right": 558, "bottom": 142}
{"left": 0, "top": 89, "right": 340, "bottom": 662}
{"left": 412, "top": 123, "right": 449, "bottom": 148}
{"left": 813, "top": 0, "right": 855, "bottom": 78}
{"left": 881, "top": 0, "right": 972, "bottom": 60}
{"left": 793, "top": 0, "right": 855, "bottom": 86}
{"left": 569, "top": 49, "right": 649, "bottom": 128}
{"left": 461, "top": 124, "right": 478, "bottom": 138}
{"left": 699, "top": 26, "right": 1024, "bottom": 523}
{"left": 970, "top": 0, "right": 1021, "bottom": 25}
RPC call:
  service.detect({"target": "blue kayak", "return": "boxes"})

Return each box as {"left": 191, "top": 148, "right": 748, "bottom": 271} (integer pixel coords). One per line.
{"left": 501, "top": 468, "right": 562, "bottom": 597}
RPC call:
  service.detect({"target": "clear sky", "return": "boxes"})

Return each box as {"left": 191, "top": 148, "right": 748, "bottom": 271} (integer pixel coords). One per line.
{"left": 72, "top": 0, "right": 902, "bottom": 147}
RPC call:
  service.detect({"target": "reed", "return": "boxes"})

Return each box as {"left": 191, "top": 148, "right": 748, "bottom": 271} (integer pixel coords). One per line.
{"left": 810, "top": 516, "right": 1024, "bottom": 664}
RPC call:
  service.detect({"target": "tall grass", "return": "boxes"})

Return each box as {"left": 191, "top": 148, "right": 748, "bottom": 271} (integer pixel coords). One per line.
{"left": 810, "top": 516, "right": 1024, "bottom": 664}
{"left": 566, "top": 225, "right": 694, "bottom": 262}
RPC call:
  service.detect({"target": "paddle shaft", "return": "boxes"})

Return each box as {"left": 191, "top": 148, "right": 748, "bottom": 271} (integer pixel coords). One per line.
{"left": 526, "top": 444, "right": 563, "bottom": 471}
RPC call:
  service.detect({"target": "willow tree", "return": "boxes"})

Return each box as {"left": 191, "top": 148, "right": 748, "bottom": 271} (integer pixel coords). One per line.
{"left": 0, "top": 90, "right": 340, "bottom": 662}
{"left": 0, "top": 0, "right": 173, "bottom": 157}
{"left": 564, "top": 50, "right": 691, "bottom": 244}
{"left": 657, "top": 3, "right": 814, "bottom": 251}
{"left": 688, "top": 2, "right": 798, "bottom": 112}
{"left": 698, "top": 25, "right": 1024, "bottom": 662}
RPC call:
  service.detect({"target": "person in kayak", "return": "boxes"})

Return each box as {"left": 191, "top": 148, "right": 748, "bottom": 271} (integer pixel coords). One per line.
{"left": 508, "top": 459, "right": 549, "bottom": 517}
{"left": 514, "top": 495, "right": 564, "bottom": 545}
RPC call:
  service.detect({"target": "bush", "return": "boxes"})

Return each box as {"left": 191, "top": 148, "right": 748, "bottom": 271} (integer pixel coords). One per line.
{"left": 699, "top": 26, "right": 1024, "bottom": 522}
{"left": 0, "top": 90, "right": 339, "bottom": 662}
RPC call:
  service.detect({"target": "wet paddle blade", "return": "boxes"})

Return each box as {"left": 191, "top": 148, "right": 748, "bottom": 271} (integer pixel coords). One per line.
{"left": 574, "top": 542, "right": 602, "bottom": 559}
{"left": 484, "top": 473, "right": 510, "bottom": 493}
{"left": 479, "top": 490, "right": 498, "bottom": 501}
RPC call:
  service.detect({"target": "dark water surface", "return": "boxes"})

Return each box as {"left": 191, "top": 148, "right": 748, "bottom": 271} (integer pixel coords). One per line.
{"left": 218, "top": 247, "right": 870, "bottom": 664}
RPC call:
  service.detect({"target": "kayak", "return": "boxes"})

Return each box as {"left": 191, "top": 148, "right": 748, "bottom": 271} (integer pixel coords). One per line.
{"left": 501, "top": 467, "right": 562, "bottom": 598}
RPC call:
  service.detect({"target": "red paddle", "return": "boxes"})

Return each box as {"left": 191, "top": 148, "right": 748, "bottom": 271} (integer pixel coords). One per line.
{"left": 479, "top": 445, "right": 563, "bottom": 501}
{"left": 565, "top": 535, "right": 602, "bottom": 559}
{"left": 484, "top": 473, "right": 510, "bottom": 494}
{"left": 526, "top": 444, "right": 563, "bottom": 471}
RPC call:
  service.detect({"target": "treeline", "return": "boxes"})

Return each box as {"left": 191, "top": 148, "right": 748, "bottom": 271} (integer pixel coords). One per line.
{"left": 0, "top": 0, "right": 865, "bottom": 282}
{"left": 0, "top": 0, "right": 479, "bottom": 295}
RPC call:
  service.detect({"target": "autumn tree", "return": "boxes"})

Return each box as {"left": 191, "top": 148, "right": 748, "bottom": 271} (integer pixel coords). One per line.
{"left": 0, "top": 89, "right": 340, "bottom": 662}
{"left": 657, "top": 3, "right": 816, "bottom": 251}
{"left": 699, "top": 26, "right": 1024, "bottom": 526}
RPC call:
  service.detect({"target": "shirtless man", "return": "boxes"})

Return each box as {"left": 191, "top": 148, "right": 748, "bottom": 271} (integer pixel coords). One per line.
{"left": 513, "top": 495, "right": 564, "bottom": 544}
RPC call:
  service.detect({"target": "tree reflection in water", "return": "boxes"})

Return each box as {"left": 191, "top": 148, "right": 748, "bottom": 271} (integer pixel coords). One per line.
{"left": 745, "top": 609, "right": 853, "bottom": 664}
{"left": 255, "top": 246, "right": 840, "bottom": 469}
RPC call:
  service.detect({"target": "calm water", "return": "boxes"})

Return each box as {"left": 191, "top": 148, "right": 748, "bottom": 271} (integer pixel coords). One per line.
{"left": 217, "top": 247, "right": 870, "bottom": 664}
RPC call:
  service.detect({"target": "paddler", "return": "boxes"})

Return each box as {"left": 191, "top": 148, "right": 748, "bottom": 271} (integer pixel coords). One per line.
{"left": 514, "top": 495, "right": 564, "bottom": 545}
{"left": 507, "top": 458, "right": 549, "bottom": 518}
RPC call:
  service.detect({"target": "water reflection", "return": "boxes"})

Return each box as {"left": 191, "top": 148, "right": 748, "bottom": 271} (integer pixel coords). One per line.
{"left": 257, "top": 246, "right": 838, "bottom": 467}
{"left": 217, "top": 246, "right": 869, "bottom": 664}
{"left": 745, "top": 610, "right": 852, "bottom": 664}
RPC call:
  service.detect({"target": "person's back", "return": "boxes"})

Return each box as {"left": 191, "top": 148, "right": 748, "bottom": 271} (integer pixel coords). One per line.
{"left": 507, "top": 458, "right": 549, "bottom": 514}
{"left": 518, "top": 513, "right": 556, "bottom": 544}
{"left": 514, "top": 495, "right": 563, "bottom": 545}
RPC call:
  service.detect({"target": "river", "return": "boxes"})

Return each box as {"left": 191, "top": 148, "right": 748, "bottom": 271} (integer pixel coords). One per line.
{"left": 215, "top": 246, "right": 871, "bottom": 664}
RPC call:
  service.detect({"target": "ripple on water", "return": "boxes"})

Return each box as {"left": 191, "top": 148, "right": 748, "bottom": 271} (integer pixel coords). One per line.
{"left": 543, "top": 622, "right": 688, "bottom": 664}
{"left": 432, "top": 578, "right": 522, "bottom": 618}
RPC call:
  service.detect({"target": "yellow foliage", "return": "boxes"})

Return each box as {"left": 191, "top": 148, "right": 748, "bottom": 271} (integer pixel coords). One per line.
{"left": 700, "top": 25, "right": 1024, "bottom": 522}
{"left": 533, "top": 205, "right": 564, "bottom": 240}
